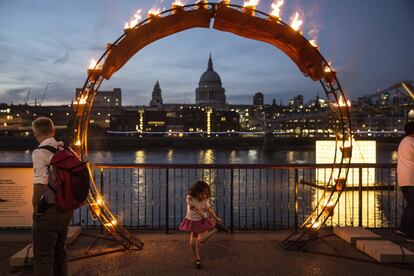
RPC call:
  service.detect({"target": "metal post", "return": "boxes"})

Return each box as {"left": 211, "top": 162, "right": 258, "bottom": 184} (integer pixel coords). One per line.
{"left": 100, "top": 168, "right": 104, "bottom": 234}
{"left": 294, "top": 169, "right": 299, "bottom": 231}
{"left": 230, "top": 168, "right": 234, "bottom": 234}
{"left": 165, "top": 168, "right": 169, "bottom": 234}
{"left": 358, "top": 168, "right": 363, "bottom": 227}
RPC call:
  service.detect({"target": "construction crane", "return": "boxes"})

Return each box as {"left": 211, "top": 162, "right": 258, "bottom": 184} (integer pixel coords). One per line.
{"left": 24, "top": 87, "right": 31, "bottom": 105}
{"left": 39, "top": 82, "right": 51, "bottom": 106}
{"left": 402, "top": 81, "right": 414, "bottom": 100}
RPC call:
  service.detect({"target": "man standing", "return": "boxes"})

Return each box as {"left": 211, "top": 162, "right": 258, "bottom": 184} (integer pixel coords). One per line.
{"left": 32, "top": 117, "right": 73, "bottom": 275}
{"left": 397, "top": 122, "right": 414, "bottom": 242}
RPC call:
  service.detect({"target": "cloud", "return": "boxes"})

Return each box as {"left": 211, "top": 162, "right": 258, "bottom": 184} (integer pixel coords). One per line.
{"left": 53, "top": 52, "right": 70, "bottom": 65}
{"left": 0, "top": 87, "right": 30, "bottom": 103}
{"left": 0, "top": 0, "right": 413, "bottom": 106}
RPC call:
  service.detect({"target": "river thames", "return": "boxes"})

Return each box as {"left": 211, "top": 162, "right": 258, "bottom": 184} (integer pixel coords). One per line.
{"left": 0, "top": 145, "right": 401, "bottom": 230}
{"left": 0, "top": 145, "right": 398, "bottom": 164}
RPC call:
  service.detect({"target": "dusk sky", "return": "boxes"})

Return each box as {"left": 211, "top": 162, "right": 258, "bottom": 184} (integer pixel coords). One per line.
{"left": 0, "top": 0, "right": 413, "bottom": 106}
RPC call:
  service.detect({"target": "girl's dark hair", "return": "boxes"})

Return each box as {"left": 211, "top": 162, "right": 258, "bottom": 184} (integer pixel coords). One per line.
{"left": 405, "top": 122, "right": 414, "bottom": 136}
{"left": 188, "top": 181, "right": 211, "bottom": 199}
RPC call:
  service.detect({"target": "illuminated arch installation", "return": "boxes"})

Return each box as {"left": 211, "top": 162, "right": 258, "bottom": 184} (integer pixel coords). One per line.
{"left": 74, "top": 2, "right": 352, "bottom": 249}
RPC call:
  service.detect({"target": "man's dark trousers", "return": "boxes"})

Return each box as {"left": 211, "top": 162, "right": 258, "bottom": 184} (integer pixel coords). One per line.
{"left": 400, "top": 186, "right": 414, "bottom": 238}
{"left": 33, "top": 206, "right": 73, "bottom": 276}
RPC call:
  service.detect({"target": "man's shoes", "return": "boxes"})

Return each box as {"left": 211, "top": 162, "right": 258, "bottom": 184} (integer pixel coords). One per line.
{"left": 215, "top": 220, "right": 229, "bottom": 233}
{"left": 396, "top": 229, "right": 407, "bottom": 237}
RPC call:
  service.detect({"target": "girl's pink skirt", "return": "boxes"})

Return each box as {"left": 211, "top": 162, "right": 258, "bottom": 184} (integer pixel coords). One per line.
{"left": 179, "top": 217, "right": 215, "bottom": 233}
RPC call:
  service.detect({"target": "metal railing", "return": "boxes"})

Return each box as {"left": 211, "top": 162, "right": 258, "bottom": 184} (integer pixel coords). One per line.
{"left": 70, "top": 163, "right": 402, "bottom": 232}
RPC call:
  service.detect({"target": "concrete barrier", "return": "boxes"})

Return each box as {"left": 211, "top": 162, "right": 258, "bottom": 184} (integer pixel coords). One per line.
{"left": 66, "top": 226, "right": 81, "bottom": 245}
{"left": 10, "top": 226, "right": 81, "bottom": 268}
{"left": 356, "top": 240, "right": 414, "bottom": 263}
{"left": 333, "top": 227, "right": 382, "bottom": 245}
{"left": 10, "top": 243, "right": 33, "bottom": 268}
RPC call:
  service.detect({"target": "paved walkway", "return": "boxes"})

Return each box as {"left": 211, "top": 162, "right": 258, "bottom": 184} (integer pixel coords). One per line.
{"left": 1, "top": 230, "right": 414, "bottom": 276}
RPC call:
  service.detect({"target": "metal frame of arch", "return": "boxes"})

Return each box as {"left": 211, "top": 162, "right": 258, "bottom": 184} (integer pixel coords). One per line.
{"left": 73, "top": 2, "right": 352, "bottom": 250}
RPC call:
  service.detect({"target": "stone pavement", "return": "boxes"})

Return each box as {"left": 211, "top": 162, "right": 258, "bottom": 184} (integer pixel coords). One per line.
{"left": 1, "top": 230, "right": 414, "bottom": 276}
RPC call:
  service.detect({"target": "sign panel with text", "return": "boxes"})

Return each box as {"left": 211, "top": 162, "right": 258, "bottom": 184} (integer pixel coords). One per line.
{"left": 0, "top": 168, "right": 33, "bottom": 227}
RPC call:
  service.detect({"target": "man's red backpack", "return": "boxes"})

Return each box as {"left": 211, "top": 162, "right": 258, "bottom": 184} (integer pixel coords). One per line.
{"left": 39, "top": 145, "right": 90, "bottom": 211}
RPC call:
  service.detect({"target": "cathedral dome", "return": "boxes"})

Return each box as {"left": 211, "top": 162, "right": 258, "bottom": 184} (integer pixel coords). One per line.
{"left": 198, "top": 55, "right": 222, "bottom": 87}
{"left": 195, "top": 54, "right": 226, "bottom": 106}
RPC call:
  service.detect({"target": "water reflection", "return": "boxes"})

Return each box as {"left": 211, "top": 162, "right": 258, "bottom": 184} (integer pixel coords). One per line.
{"left": 199, "top": 149, "right": 214, "bottom": 164}
{"left": 391, "top": 151, "right": 397, "bottom": 163}
{"left": 13, "top": 145, "right": 400, "bottom": 229}
{"left": 287, "top": 150, "right": 310, "bottom": 164}
{"left": 135, "top": 150, "right": 145, "bottom": 163}
{"left": 1, "top": 148, "right": 397, "bottom": 164}
{"left": 314, "top": 190, "right": 385, "bottom": 227}
{"left": 248, "top": 149, "right": 258, "bottom": 162}
{"left": 167, "top": 149, "right": 174, "bottom": 162}
{"left": 79, "top": 164, "right": 402, "bottom": 229}
{"left": 229, "top": 150, "right": 239, "bottom": 163}
{"left": 287, "top": 151, "right": 294, "bottom": 163}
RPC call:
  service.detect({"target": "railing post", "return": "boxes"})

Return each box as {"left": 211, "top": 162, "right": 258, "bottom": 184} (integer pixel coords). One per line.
{"left": 230, "top": 168, "right": 234, "bottom": 234}
{"left": 165, "top": 168, "right": 169, "bottom": 234}
{"left": 294, "top": 169, "right": 299, "bottom": 231}
{"left": 358, "top": 167, "right": 363, "bottom": 227}
{"left": 100, "top": 168, "right": 104, "bottom": 234}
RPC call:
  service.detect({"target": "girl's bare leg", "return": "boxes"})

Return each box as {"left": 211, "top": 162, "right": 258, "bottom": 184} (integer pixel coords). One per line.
{"left": 190, "top": 232, "right": 201, "bottom": 260}
{"left": 200, "top": 228, "right": 218, "bottom": 243}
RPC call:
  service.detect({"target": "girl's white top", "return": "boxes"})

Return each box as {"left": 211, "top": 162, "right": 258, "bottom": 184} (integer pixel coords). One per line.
{"left": 185, "top": 195, "right": 210, "bottom": 221}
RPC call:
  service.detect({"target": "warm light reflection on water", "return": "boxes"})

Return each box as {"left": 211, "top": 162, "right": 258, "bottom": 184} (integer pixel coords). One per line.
{"left": 287, "top": 151, "right": 294, "bottom": 163}
{"left": 316, "top": 141, "right": 376, "bottom": 186}
{"left": 391, "top": 150, "right": 397, "bottom": 163}
{"left": 167, "top": 149, "right": 174, "bottom": 162}
{"left": 135, "top": 150, "right": 145, "bottom": 163}
{"left": 229, "top": 150, "right": 239, "bottom": 163}
{"left": 2, "top": 147, "right": 398, "bottom": 164}
{"left": 312, "top": 140, "right": 391, "bottom": 227}
{"left": 314, "top": 190, "right": 385, "bottom": 227}
{"left": 82, "top": 164, "right": 402, "bottom": 229}
{"left": 199, "top": 149, "right": 214, "bottom": 164}
{"left": 197, "top": 149, "right": 218, "bottom": 206}
{"left": 47, "top": 146, "right": 402, "bottom": 229}
{"left": 248, "top": 149, "right": 258, "bottom": 162}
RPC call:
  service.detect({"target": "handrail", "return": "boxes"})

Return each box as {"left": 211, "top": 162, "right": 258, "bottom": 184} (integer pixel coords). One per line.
{"left": 0, "top": 162, "right": 397, "bottom": 169}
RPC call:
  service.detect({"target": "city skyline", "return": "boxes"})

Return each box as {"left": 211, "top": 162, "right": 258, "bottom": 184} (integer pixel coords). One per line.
{"left": 1, "top": 0, "right": 413, "bottom": 106}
